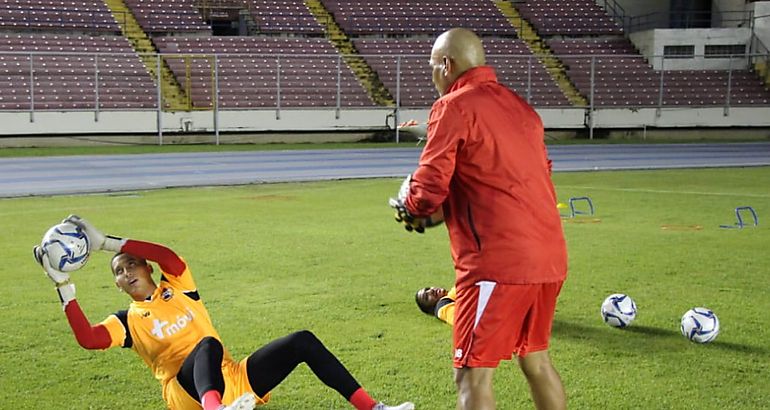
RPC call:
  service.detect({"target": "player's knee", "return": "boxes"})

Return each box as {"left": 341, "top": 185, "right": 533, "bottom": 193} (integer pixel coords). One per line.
{"left": 287, "top": 329, "right": 322, "bottom": 353}
{"left": 454, "top": 368, "right": 479, "bottom": 391}
{"left": 518, "top": 351, "right": 552, "bottom": 378}
{"left": 198, "top": 336, "right": 224, "bottom": 356}
{"left": 289, "top": 329, "right": 317, "bottom": 343}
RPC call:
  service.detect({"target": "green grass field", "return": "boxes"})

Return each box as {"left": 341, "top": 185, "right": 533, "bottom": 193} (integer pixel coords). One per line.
{"left": 1, "top": 167, "right": 768, "bottom": 409}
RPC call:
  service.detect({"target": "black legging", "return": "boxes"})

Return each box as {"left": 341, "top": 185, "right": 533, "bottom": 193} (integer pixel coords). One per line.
{"left": 177, "top": 330, "right": 362, "bottom": 402}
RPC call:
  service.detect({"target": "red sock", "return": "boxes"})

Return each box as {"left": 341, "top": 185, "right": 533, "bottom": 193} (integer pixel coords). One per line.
{"left": 201, "top": 390, "right": 223, "bottom": 410}
{"left": 349, "top": 387, "right": 377, "bottom": 410}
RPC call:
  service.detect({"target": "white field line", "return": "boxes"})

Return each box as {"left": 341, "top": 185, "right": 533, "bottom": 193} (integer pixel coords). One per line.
{"left": 558, "top": 185, "right": 770, "bottom": 198}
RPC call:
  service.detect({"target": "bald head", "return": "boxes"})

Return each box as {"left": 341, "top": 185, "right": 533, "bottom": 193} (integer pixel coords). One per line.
{"left": 430, "top": 28, "right": 486, "bottom": 95}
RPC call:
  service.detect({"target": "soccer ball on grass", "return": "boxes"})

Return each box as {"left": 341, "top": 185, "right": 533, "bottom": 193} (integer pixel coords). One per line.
{"left": 680, "top": 307, "right": 720, "bottom": 343}
{"left": 600, "top": 293, "right": 637, "bottom": 328}
{"left": 40, "top": 221, "right": 90, "bottom": 272}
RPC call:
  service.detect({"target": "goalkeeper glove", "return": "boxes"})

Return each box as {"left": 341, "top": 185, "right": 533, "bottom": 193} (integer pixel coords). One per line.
{"left": 63, "top": 215, "right": 123, "bottom": 253}
{"left": 390, "top": 174, "right": 422, "bottom": 233}
{"left": 389, "top": 197, "right": 428, "bottom": 233}
{"left": 389, "top": 198, "right": 444, "bottom": 234}
{"left": 33, "top": 246, "right": 75, "bottom": 310}
{"left": 388, "top": 174, "right": 444, "bottom": 233}
{"left": 389, "top": 174, "right": 444, "bottom": 233}
{"left": 397, "top": 174, "right": 411, "bottom": 203}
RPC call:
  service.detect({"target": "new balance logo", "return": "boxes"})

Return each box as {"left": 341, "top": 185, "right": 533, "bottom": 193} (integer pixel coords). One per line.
{"left": 150, "top": 307, "right": 195, "bottom": 339}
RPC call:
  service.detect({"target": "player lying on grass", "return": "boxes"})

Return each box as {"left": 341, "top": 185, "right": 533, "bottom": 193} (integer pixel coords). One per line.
{"left": 415, "top": 286, "right": 455, "bottom": 326}
{"left": 33, "top": 215, "right": 414, "bottom": 410}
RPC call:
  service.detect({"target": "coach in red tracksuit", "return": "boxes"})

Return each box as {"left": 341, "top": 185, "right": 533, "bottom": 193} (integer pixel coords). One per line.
{"left": 403, "top": 28, "right": 568, "bottom": 410}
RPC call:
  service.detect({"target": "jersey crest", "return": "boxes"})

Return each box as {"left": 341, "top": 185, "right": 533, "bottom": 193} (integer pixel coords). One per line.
{"left": 160, "top": 287, "right": 174, "bottom": 301}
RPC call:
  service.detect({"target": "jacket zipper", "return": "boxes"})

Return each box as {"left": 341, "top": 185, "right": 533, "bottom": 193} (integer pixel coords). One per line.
{"left": 467, "top": 205, "right": 482, "bottom": 251}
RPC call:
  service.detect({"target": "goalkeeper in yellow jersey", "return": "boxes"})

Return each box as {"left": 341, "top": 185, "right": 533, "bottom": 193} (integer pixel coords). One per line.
{"left": 33, "top": 215, "right": 414, "bottom": 410}
{"left": 415, "top": 286, "right": 456, "bottom": 326}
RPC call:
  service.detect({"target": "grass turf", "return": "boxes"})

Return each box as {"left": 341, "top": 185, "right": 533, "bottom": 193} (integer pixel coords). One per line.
{"left": 0, "top": 167, "right": 768, "bottom": 409}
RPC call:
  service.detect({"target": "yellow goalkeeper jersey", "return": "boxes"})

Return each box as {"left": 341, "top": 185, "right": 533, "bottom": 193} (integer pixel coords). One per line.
{"left": 436, "top": 287, "right": 456, "bottom": 326}
{"left": 100, "top": 262, "right": 233, "bottom": 388}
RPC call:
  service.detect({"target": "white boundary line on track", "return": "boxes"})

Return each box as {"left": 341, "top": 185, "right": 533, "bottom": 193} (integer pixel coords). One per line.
{"left": 558, "top": 185, "right": 770, "bottom": 198}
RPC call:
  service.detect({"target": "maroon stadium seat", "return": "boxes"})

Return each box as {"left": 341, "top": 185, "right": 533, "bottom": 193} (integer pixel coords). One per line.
{"left": 550, "top": 38, "right": 770, "bottom": 107}
{"left": 354, "top": 37, "right": 570, "bottom": 107}
{"left": 0, "top": 33, "right": 156, "bottom": 110}
{"left": 154, "top": 36, "right": 373, "bottom": 108}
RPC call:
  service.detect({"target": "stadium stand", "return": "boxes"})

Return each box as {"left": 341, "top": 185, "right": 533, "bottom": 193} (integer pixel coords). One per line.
{"left": 0, "top": 0, "right": 767, "bottom": 115}
{"left": 549, "top": 38, "right": 770, "bottom": 107}
{"left": 0, "top": 33, "right": 156, "bottom": 110}
{"left": 321, "top": 0, "right": 518, "bottom": 36}
{"left": 515, "top": 0, "right": 623, "bottom": 36}
{"left": 246, "top": 0, "right": 325, "bottom": 35}
{"left": 0, "top": 0, "right": 119, "bottom": 31}
{"left": 154, "top": 36, "right": 373, "bottom": 108}
{"left": 123, "top": 0, "right": 210, "bottom": 33}
{"left": 354, "top": 37, "right": 570, "bottom": 107}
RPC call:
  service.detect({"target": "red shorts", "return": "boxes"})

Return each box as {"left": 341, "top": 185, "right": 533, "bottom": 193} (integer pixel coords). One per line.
{"left": 453, "top": 280, "right": 564, "bottom": 368}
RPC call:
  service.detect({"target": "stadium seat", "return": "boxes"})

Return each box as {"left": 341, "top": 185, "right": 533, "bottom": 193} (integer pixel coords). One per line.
{"left": 354, "top": 37, "right": 570, "bottom": 107}
{"left": 0, "top": 0, "right": 119, "bottom": 31}
{"left": 0, "top": 33, "right": 157, "bottom": 110}
{"left": 516, "top": 0, "right": 622, "bottom": 35}
{"left": 154, "top": 36, "right": 373, "bottom": 108}
{"left": 123, "top": 0, "right": 210, "bottom": 33}
{"left": 550, "top": 38, "right": 770, "bottom": 107}
{"left": 321, "top": 0, "right": 518, "bottom": 36}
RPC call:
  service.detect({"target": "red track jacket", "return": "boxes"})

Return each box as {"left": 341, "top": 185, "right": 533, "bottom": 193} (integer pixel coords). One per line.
{"left": 405, "top": 66, "right": 567, "bottom": 287}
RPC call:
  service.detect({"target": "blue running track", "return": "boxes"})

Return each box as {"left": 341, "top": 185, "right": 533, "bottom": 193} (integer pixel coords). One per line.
{"left": 0, "top": 142, "right": 768, "bottom": 197}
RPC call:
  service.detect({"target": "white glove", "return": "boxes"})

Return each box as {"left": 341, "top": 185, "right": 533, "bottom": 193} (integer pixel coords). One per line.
{"left": 33, "top": 245, "right": 76, "bottom": 309}
{"left": 63, "top": 215, "right": 123, "bottom": 252}
{"left": 398, "top": 120, "right": 428, "bottom": 139}
{"left": 397, "top": 174, "right": 411, "bottom": 202}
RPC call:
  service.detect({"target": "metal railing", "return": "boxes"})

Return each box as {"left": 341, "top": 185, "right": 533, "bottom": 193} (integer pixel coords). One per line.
{"left": 624, "top": 9, "right": 753, "bottom": 33}
{"left": 602, "top": 0, "right": 627, "bottom": 30}
{"left": 1, "top": 51, "right": 768, "bottom": 115}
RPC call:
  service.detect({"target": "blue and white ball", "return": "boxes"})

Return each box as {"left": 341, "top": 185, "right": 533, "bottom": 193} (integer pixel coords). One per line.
{"left": 680, "top": 307, "right": 720, "bottom": 343}
{"left": 601, "top": 293, "right": 637, "bottom": 328}
{"left": 41, "top": 221, "right": 90, "bottom": 272}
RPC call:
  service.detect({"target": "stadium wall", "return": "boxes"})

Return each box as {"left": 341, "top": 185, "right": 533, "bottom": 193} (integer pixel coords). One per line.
{"left": 630, "top": 27, "right": 752, "bottom": 69}
{"left": 2, "top": 106, "right": 769, "bottom": 141}
{"left": 755, "top": 2, "right": 770, "bottom": 45}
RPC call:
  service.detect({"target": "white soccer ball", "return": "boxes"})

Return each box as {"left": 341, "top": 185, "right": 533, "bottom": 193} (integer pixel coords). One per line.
{"left": 680, "top": 307, "right": 720, "bottom": 344}
{"left": 601, "top": 293, "right": 637, "bottom": 328}
{"left": 41, "top": 221, "right": 90, "bottom": 272}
